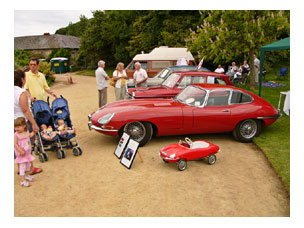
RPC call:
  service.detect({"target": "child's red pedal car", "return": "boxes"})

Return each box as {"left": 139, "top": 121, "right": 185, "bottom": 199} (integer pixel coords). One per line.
{"left": 159, "top": 137, "right": 220, "bottom": 171}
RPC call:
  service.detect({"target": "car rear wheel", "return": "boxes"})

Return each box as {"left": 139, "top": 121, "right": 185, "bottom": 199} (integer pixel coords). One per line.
{"left": 233, "top": 119, "right": 261, "bottom": 142}
{"left": 123, "top": 121, "right": 153, "bottom": 147}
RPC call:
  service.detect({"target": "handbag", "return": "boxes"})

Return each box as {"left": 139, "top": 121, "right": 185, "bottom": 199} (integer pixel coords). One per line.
{"left": 109, "top": 77, "right": 116, "bottom": 87}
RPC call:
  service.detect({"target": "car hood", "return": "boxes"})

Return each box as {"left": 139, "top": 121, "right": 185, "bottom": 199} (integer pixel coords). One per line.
{"left": 128, "top": 86, "right": 177, "bottom": 98}
{"left": 161, "top": 144, "right": 187, "bottom": 156}
{"left": 92, "top": 98, "right": 180, "bottom": 117}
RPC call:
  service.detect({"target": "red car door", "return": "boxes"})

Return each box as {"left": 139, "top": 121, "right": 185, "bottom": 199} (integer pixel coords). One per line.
{"left": 192, "top": 89, "right": 232, "bottom": 133}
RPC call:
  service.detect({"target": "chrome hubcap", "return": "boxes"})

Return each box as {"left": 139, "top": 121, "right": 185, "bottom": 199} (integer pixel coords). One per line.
{"left": 240, "top": 120, "right": 257, "bottom": 139}
{"left": 124, "top": 122, "right": 145, "bottom": 142}
{"left": 209, "top": 155, "right": 216, "bottom": 164}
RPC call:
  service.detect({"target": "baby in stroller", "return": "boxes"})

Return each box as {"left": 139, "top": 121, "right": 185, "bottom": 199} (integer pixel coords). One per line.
{"left": 52, "top": 96, "right": 82, "bottom": 156}
{"left": 40, "top": 124, "right": 57, "bottom": 140}
{"left": 56, "top": 118, "right": 76, "bottom": 136}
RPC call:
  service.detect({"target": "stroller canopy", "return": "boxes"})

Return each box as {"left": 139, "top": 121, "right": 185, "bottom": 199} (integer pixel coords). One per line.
{"left": 32, "top": 100, "right": 53, "bottom": 126}
{"left": 52, "top": 97, "right": 70, "bottom": 123}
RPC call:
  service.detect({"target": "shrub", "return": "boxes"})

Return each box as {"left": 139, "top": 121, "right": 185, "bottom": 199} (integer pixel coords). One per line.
{"left": 38, "top": 62, "right": 56, "bottom": 82}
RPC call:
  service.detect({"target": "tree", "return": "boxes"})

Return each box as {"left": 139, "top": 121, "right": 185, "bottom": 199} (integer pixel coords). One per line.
{"left": 186, "top": 10, "right": 290, "bottom": 89}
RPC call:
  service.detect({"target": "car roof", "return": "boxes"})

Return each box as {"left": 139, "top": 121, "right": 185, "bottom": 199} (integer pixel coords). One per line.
{"left": 168, "top": 65, "right": 210, "bottom": 72}
{"left": 191, "top": 84, "right": 257, "bottom": 96}
{"left": 173, "top": 71, "right": 228, "bottom": 77}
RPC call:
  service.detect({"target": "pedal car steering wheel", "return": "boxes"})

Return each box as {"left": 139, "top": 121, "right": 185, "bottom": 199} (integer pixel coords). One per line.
{"left": 185, "top": 137, "right": 193, "bottom": 147}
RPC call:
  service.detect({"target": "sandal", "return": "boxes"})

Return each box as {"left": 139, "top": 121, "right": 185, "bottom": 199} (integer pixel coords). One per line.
{"left": 31, "top": 167, "right": 43, "bottom": 175}
{"left": 25, "top": 175, "right": 35, "bottom": 182}
{"left": 20, "top": 181, "right": 31, "bottom": 187}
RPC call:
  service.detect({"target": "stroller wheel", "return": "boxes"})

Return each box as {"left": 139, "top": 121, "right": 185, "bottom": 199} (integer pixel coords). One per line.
{"left": 34, "top": 146, "right": 39, "bottom": 156}
{"left": 73, "top": 147, "right": 80, "bottom": 156}
{"left": 43, "top": 153, "right": 48, "bottom": 162}
{"left": 39, "top": 153, "right": 45, "bottom": 163}
{"left": 56, "top": 150, "right": 62, "bottom": 159}
{"left": 61, "top": 150, "right": 66, "bottom": 159}
{"left": 77, "top": 147, "right": 83, "bottom": 155}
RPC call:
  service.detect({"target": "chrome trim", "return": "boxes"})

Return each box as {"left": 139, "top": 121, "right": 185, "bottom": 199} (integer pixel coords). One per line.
{"left": 90, "top": 124, "right": 118, "bottom": 132}
{"left": 257, "top": 113, "right": 282, "bottom": 119}
{"left": 88, "top": 114, "right": 118, "bottom": 132}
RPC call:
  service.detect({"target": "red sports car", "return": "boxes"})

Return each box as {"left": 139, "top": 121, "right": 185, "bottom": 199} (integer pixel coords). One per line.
{"left": 127, "top": 71, "right": 232, "bottom": 99}
{"left": 88, "top": 84, "right": 281, "bottom": 146}
{"left": 160, "top": 137, "right": 220, "bottom": 171}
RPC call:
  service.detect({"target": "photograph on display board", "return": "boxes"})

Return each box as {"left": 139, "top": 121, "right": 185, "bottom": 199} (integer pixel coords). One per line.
{"left": 120, "top": 139, "right": 139, "bottom": 169}
{"left": 114, "top": 133, "right": 130, "bottom": 159}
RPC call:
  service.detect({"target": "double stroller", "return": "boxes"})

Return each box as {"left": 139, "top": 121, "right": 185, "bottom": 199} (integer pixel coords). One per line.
{"left": 32, "top": 96, "right": 82, "bottom": 162}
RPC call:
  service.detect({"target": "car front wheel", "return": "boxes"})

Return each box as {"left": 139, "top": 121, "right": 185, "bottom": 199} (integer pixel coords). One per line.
{"left": 233, "top": 119, "right": 261, "bottom": 142}
{"left": 123, "top": 121, "right": 153, "bottom": 147}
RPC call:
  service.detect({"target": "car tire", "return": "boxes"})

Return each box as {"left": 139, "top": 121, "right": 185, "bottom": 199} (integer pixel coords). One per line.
{"left": 208, "top": 154, "right": 216, "bottom": 165}
{"left": 123, "top": 121, "right": 153, "bottom": 147}
{"left": 233, "top": 119, "right": 261, "bottom": 142}
{"left": 177, "top": 159, "right": 187, "bottom": 171}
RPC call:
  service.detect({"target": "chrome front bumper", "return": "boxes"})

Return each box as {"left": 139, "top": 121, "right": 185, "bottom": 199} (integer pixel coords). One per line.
{"left": 88, "top": 114, "right": 118, "bottom": 132}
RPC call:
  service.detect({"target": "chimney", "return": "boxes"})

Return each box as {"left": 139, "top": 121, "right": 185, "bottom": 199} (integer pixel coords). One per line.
{"left": 43, "top": 33, "right": 50, "bottom": 36}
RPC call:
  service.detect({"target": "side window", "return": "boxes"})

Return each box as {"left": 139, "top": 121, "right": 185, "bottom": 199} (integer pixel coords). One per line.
{"left": 151, "top": 61, "right": 170, "bottom": 69}
{"left": 178, "top": 76, "right": 192, "bottom": 88}
{"left": 214, "top": 77, "right": 227, "bottom": 85}
{"left": 179, "top": 76, "right": 205, "bottom": 88}
{"left": 230, "top": 91, "right": 253, "bottom": 104}
{"left": 192, "top": 76, "right": 205, "bottom": 84}
{"left": 206, "top": 90, "right": 230, "bottom": 106}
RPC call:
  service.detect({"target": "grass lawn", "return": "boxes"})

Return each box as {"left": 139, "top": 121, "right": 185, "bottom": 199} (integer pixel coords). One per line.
{"left": 236, "top": 65, "right": 290, "bottom": 191}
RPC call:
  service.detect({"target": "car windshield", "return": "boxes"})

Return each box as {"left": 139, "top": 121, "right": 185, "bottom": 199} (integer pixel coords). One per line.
{"left": 162, "top": 73, "right": 181, "bottom": 88}
{"left": 154, "top": 69, "right": 170, "bottom": 79}
{"left": 175, "top": 85, "right": 207, "bottom": 106}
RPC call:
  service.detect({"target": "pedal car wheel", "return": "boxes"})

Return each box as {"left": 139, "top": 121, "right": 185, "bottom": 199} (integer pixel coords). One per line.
{"left": 162, "top": 159, "right": 168, "bottom": 163}
{"left": 39, "top": 153, "right": 45, "bottom": 163}
{"left": 43, "top": 153, "right": 48, "bottom": 162}
{"left": 56, "top": 150, "right": 62, "bottom": 159}
{"left": 123, "top": 121, "right": 153, "bottom": 147}
{"left": 73, "top": 147, "right": 80, "bottom": 156}
{"left": 208, "top": 154, "right": 216, "bottom": 165}
{"left": 177, "top": 159, "right": 187, "bottom": 171}
{"left": 61, "top": 150, "right": 66, "bottom": 159}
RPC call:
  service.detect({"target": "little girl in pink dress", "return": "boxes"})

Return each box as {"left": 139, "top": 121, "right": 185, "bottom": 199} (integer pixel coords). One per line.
{"left": 14, "top": 117, "right": 35, "bottom": 187}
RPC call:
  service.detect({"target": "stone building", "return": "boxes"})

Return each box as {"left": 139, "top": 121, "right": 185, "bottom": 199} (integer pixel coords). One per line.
{"left": 14, "top": 33, "right": 80, "bottom": 62}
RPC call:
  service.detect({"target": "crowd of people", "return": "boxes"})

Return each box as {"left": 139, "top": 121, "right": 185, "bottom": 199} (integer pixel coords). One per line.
{"left": 95, "top": 60, "right": 147, "bottom": 108}
{"left": 215, "top": 55, "right": 262, "bottom": 84}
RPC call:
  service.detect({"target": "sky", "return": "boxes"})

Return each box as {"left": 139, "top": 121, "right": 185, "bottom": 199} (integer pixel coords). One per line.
{"left": 14, "top": 10, "right": 93, "bottom": 37}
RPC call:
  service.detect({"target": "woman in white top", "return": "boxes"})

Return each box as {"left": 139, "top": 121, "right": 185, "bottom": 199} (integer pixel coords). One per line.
{"left": 113, "top": 62, "right": 128, "bottom": 100}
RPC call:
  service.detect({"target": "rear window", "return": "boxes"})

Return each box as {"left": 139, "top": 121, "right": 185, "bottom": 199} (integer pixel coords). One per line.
{"left": 230, "top": 91, "right": 253, "bottom": 104}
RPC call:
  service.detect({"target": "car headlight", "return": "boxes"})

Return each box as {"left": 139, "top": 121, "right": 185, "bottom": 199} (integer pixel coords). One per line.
{"left": 170, "top": 154, "right": 176, "bottom": 158}
{"left": 98, "top": 113, "right": 115, "bottom": 125}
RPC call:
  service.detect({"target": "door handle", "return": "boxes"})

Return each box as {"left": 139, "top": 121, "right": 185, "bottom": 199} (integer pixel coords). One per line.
{"left": 222, "top": 109, "right": 230, "bottom": 112}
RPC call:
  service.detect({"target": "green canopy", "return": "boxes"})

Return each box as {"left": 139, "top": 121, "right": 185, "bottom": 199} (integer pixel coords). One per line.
{"left": 259, "top": 37, "right": 290, "bottom": 96}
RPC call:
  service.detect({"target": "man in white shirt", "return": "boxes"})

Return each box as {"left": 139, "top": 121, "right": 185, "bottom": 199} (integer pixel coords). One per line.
{"left": 133, "top": 62, "right": 148, "bottom": 87}
{"left": 95, "top": 60, "right": 109, "bottom": 107}
{"left": 214, "top": 65, "right": 225, "bottom": 74}
{"left": 253, "top": 55, "right": 260, "bottom": 84}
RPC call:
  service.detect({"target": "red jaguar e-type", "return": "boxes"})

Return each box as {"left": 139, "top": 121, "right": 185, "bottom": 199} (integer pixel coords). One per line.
{"left": 126, "top": 71, "right": 232, "bottom": 99}
{"left": 88, "top": 84, "right": 281, "bottom": 146}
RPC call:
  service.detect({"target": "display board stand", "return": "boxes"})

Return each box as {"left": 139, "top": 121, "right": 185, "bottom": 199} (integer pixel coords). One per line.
{"left": 137, "top": 150, "right": 144, "bottom": 163}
